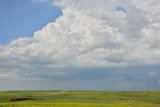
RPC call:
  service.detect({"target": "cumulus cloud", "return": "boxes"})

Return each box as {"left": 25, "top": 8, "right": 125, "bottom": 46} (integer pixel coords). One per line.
{"left": 0, "top": 0, "right": 160, "bottom": 81}
{"left": 149, "top": 72, "right": 156, "bottom": 78}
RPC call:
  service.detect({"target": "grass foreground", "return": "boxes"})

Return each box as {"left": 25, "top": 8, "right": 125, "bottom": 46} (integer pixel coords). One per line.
{"left": 0, "top": 90, "right": 160, "bottom": 107}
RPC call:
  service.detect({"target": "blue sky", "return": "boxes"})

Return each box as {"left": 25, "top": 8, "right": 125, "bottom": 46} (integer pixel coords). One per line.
{"left": 0, "top": 0, "right": 61, "bottom": 44}
{"left": 116, "top": 6, "right": 127, "bottom": 13}
{"left": 0, "top": 0, "right": 160, "bottom": 91}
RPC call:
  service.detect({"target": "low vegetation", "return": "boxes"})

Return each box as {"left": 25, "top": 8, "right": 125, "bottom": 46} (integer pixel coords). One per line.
{"left": 0, "top": 90, "right": 160, "bottom": 107}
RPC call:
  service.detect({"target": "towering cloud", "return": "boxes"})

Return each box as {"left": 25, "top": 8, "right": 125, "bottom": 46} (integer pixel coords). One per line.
{"left": 0, "top": 0, "right": 160, "bottom": 80}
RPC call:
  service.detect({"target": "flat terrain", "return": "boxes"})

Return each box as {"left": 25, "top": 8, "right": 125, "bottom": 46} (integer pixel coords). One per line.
{"left": 0, "top": 90, "right": 160, "bottom": 107}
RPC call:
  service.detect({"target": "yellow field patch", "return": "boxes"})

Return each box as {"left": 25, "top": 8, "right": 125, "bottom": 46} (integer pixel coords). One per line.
{"left": 0, "top": 102, "right": 160, "bottom": 107}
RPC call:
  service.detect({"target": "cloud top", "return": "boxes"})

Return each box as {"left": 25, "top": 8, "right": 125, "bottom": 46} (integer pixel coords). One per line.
{"left": 0, "top": 0, "right": 160, "bottom": 77}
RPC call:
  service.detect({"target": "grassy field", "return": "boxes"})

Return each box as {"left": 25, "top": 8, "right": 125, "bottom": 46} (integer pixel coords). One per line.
{"left": 0, "top": 90, "right": 160, "bottom": 107}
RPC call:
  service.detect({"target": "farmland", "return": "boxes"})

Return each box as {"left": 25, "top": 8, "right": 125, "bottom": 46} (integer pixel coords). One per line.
{"left": 0, "top": 90, "right": 160, "bottom": 107}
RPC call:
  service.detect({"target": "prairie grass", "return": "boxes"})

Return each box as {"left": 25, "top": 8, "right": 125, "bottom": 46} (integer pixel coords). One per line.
{"left": 0, "top": 91, "right": 160, "bottom": 107}
{"left": 0, "top": 102, "right": 160, "bottom": 107}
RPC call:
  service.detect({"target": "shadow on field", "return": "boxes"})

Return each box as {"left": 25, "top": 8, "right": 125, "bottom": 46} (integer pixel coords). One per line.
{"left": 10, "top": 96, "right": 36, "bottom": 102}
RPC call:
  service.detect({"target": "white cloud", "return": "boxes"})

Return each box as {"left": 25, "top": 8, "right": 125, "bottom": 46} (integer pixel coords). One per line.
{"left": 0, "top": 0, "right": 160, "bottom": 79}
{"left": 148, "top": 72, "right": 156, "bottom": 78}
{"left": 33, "top": 0, "right": 52, "bottom": 3}
{"left": 131, "top": 0, "right": 160, "bottom": 21}
{"left": 0, "top": 71, "right": 19, "bottom": 79}
{"left": 158, "top": 80, "right": 160, "bottom": 86}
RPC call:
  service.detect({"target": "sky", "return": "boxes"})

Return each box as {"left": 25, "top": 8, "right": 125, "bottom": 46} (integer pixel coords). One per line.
{"left": 0, "top": 0, "right": 61, "bottom": 44}
{"left": 0, "top": 0, "right": 160, "bottom": 91}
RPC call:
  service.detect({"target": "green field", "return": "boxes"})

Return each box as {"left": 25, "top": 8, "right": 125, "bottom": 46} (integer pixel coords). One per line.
{"left": 0, "top": 90, "right": 160, "bottom": 107}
